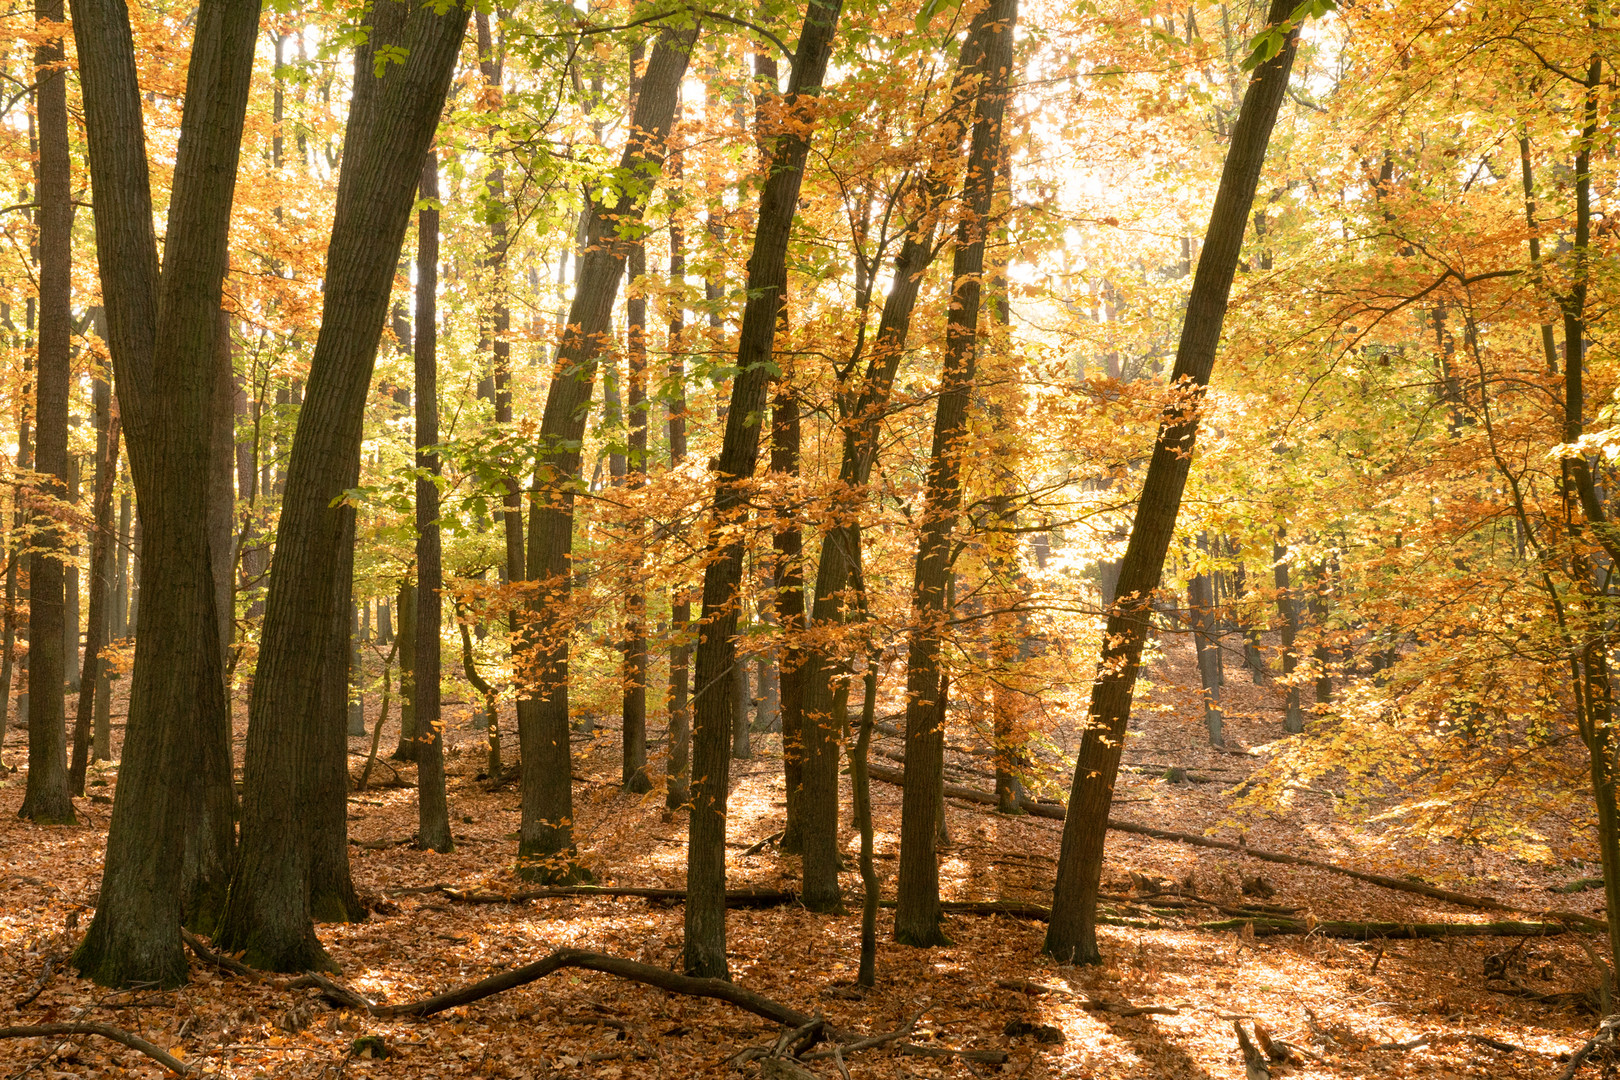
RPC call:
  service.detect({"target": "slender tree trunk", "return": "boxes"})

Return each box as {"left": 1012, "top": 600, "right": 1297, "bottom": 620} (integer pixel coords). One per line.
{"left": 797, "top": 6, "right": 1000, "bottom": 908}
{"left": 622, "top": 208, "right": 650, "bottom": 794}
{"left": 63, "top": 454, "right": 80, "bottom": 694}
{"left": 415, "top": 147, "right": 453, "bottom": 853}
{"left": 113, "top": 487, "right": 130, "bottom": 639}
{"left": 685, "top": 0, "right": 844, "bottom": 978}
{"left": 209, "top": 307, "right": 236, "bottom": 668}
{"left": 893, "top": 0, "right": 1014, "bottom": 945}
{"left": 665, "top": 163, "right": 691, "bottom": 811}
{"left": 852, "top": 648, "right": 880, "bottom": 987}
{"left": 20, "top": 0, "right": 74, "bottom": 825}
{"left": 1188, "top": 535, "right": 1224, "bottom": 746}
{"left": 214, "top": 0, "right": 469, "bottom": 973}
{"left": 70, "top": 0, "right": 258, "bottom": 986}
{"left": 515, "top": 25, "right": 695, "bottom": 881}
{"left": 392, "top": 578, "right": 417, "bottom": 759}
{"left": 770, "top": 304, "right": 805, "bottom": 848}
{"left": 1043, "top": 0, "right": 1298, "bottom": 965}
{"left": 1272, "top": 537, "right": 1304, "bottom": 733}
{"left": 69, "top": 404, "right": 121, "bottom": 794}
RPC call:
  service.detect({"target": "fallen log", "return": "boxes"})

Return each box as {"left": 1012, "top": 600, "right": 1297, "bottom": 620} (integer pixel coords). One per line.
{"left": 1200, "top": 917, "right": 1576, "bottom": 939}
{"left": 864, "top": 762, "right": 1606, "bottom": 931}
{"left": 418, "top": 884, "right": 801, "bottom": 908}
{"left": 0, "top": 1023, "right": 195, "bottom": 1075}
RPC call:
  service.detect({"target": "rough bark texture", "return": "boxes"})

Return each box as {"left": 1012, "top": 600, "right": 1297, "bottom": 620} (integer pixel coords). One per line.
{"left": 1043, "top": 0, "right": 1299, "bottom": 965}
{"left": 19, "top": 0, "right": 74, "bottom": 826}
{"left": 893, "top": 0, "right": 1015, "bottom": 948}
{"left": 515, "top": 25, "right": 695, "bottom": 881}
{"left": 796, "top": 6, "right": 997, "bottom": 907}
{"left": 214, "top": 0, "right": 469, "bottom": 973}
{"left": 209, "top": 307, "right": 236, "bottom": 667}
{"left": 415, "top": 147, "right": 453, "bottom": 853}
{"left": 684, "top": 0, "right": 844, "bottom": 977}
{"left": 70, "top": 0, "right": 257, "bottom": 986}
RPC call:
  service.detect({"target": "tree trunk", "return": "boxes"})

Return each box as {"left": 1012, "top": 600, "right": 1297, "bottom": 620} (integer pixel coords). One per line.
{"left": 209, "top": 306, "right": 236, "bottom": 668}
{"left": 69, "top": 402, "right": 121, "bottom": 795}
{"left": 1272, "top": 536, "right": 1304, "bottom": 733}
{"left": 684, "top": 0, "right": 844, "bottom": 978}
{"left": 69, "top": 0, "right": 257, "bottom": 986}
{"left": 113, "top": 487, "right": 130, "bottom": 639}
{"left": 19, "top": 0, "right": 74, "bottom": 826}
{"left": 63, "top": 455, "right": 80, "bottom": 695}
{"left": 515, "top": 25, "right": 695, "bottom": 882}
{"left": 415, "top": 147, "right": 453, "bottom": 853}
{"left": 770, "top": 312, "right": 805, "bottom": 848}
{"left": 392, "top": 578, "right": 417, "bottom": 759}
{"left": 893, "top": 0, "right": 1015, "bottom": 948}
{"left": 622, "top": 218, "right": 650, "bottom": 794}
{"left": 1188, "top": 535, "right": 1223, "bottom": 746}
{"left": 213, "top": 0, "right": 469, "bottom": 974}
{"left": 665, "top": 169, "right": 691, "bottom": 812}
{"left": 796, "top": 4, "right": 1001, "bottom": 910}
{"left": 1042, "top": 0, "right": 1298, "bottom": 965}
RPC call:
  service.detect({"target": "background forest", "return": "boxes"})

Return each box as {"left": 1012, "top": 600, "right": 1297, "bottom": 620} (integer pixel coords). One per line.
{"left": 0, "top": 0, "right": 1615, "bottom": 1076}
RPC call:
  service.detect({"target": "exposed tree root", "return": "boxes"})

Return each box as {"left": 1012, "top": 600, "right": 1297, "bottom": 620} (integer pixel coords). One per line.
{"left": 864, "top": 762, "right": 1606, "bottom": 931}
{"left": 181, "top": 927, "right": 262, "bottom": 982}
{"left": 0, "top": 1022, "right": 196, "bottom": 1075}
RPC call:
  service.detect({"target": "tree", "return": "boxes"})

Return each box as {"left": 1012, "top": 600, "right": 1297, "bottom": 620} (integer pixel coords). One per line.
{"left": 18, "top": 0, "right": 75, "bottom": 826}
{"left": 214, "top": 0, "right": 470, "bottom": 973}
{"left": 70, "top": 0, "right": 259, "bottom": 985}
{"left": 415, "top": 146, "right": 452, "bottom": 853}
{"left": 1043, "top": 0, "right": 1303, "bottom": 965}
{"left": 893, "top": 0, "right": 1016, "bottom": 948}
{"left": 684, "top": 0, "right": 844, "bottom": 978}
{"left": 514, "top": 22, "right": 697, "bottom": 881}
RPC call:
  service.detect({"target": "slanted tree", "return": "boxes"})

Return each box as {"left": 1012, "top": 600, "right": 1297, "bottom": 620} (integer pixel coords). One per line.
{"left": 70, "top": 0, "right": 257, "bottom": 985}
{"left": 1043, "top": 0, "right": 1302, "bottom": 965}
{"left": 514, "top": 23, "right": 697, "bottom": 881}
{"left": 214, "top": 0, "right": 470, "bottom": 973}
{"left": 684, "top": 0, "right": 845, "bottom": 978}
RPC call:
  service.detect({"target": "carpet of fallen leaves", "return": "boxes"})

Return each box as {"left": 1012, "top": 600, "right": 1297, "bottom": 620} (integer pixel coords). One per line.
{"left": 0, "top": 634, "right": 1611, "bottom": 1079}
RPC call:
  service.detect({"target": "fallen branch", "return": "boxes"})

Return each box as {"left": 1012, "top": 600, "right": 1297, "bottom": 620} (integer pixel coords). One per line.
{"left": 0, "top": 1023, "right": 195, "bottom": 1075}
{"left": 13, "top": 954, "right": 59, "bottom": 1008}
{"left": 864, "top": 762, "right": 1605, "bottom": 931}
{"left": 1200, "top": 917, "right": 1581, "bottom": 939}
{"left": 1557, "top": 1015, "right": 1620, "bottom": 1080}
{"left": 181, "top": 929, "right": 262, "bottom": 982}
{"left": 422, "top": 884, "right": 801, "bottom": 908}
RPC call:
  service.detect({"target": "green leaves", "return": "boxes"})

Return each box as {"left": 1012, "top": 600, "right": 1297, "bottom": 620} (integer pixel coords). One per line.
{"left": 1240, "top": 0, "right": 1334, "bottom": 72}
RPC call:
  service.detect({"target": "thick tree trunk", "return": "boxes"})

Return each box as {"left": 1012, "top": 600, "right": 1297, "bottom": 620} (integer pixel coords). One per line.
{"left": 214, "top": 0, "right": 468, "bottom": 973}
{"left": 19, "top": 0, "right": 74, "bottom": 826}
{"left": 893, "top": 0, "right": 1015, "bottom": 946}
{"left": 684, "top": 0, "right": 844, "bottom": 978}
{"left": 70, "top": 0, "right": 257, "bottom": 986}
{"left": 415, "top": 147, "right": 453, "bottom": 853}
{"left": 515, "top": 25, "right": 695, "bottom": 881}
{"left": 1043, "top": 0, "right": 1298, "bottom": 965}
{"left": 796, "top": 6, "right": 1000, "bottom": 909}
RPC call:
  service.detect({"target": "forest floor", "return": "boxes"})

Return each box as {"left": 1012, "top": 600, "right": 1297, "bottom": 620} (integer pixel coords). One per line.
{"left": 0, "top": 632, "right": 1612, "bottom": 1079}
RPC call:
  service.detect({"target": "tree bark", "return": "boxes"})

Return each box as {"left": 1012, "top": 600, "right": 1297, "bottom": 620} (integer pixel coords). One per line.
{"left": 622, "top": 211, "right": 650, "bottom": 794}
{"left": 515, "top": 24, "right": 696, "bottom": 881}
{"left": 69, "top": 403, "right": 120, "bottom": 795}
{"left": 415, "top": 147, "right": 453, "bottom": 853}
{"left": 209, "top": 307, "right": 236, "bottom": 669}
{"left": 69, "top": 0, "right": 257, "bottom": 986}
{"left": 1272, "top": 536, "right": 1304, "bottom": 732}
{"left": 1043, "top": 0, "right": 1299, "bottom": 965}
{"left": 893, "top": 0, "right": 1016, "bottom": 948}
{"left": 213, "top": 0, "right": 469, "bottom": 973}
{"left": 19, "top": 0, "right": 74, "bottom": 826}
{"left": 393, "top": 577, "right": 417, "bottom": 760}
{"left": 665, "top": 159, "right": 691, "bottom": 810}
{"left": 770, "top": 324, "right": 805, "bottom": 846}
{"left": 684, "top": 0, "right": 844, "bottom": 977}
{"left": 1188, "top": 535, "right": 1224, "bottom": 746}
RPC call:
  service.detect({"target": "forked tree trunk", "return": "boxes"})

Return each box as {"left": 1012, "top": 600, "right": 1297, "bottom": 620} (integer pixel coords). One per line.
{"left": 70, "top": 0, "right": 256, "bottom": 986}
{"left": 19, "top": 0, "right": 74, "bottom": 826}
{"left": 515, "top": 25, "right": 695, "bottom": 882}
{"left": 415, "top": 148, "right": 453, "bottom": 853}
{"left": 214, "top": 0, "right": 469, "bottom": 974}
{"left": 684, "top": 0, "right": 844, "bottom": 978}
{"left": 795, "top": 4, "right": 1000, "bottom": 908}
{"left": 1043, "top": 0, "right": 1299, "bottom": 965}
{"left": 893, "top": 0, "right": 1015, "bottom": 946}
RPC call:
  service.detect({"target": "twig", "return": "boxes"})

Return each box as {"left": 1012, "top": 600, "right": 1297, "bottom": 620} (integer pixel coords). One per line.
{"left": 13, "top": 955, "right": 58, "bottom": 1008}
{"left": 180, "top": 929, "right": 261, "bottom": 982}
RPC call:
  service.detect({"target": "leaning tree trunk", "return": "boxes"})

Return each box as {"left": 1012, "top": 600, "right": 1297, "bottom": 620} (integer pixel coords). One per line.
{"left": 213, "top": 0, "right": 469, "bottom": 974}
{"left": 19, "top": 0, "right": 75, "bottom": 826}
{"left": 795, "top": 4, "right": 1001, "bottom": 907}
{"left": 514, "top": 25, "right": 696, "bottom": 882}
{"left": 415, "top": 147, "right": 453, "bottom": 853}
{"left": 892, "top": 0, "right": 1015, "bottom": 947}
{"left": 1043, "top": 0, "right": 1299, "bottom": 965}
{"left": 684, "top": 0, "right": 844, "bottom": 978}
{"left": 70, "top": 0, "right": 257, "bottom": 987}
